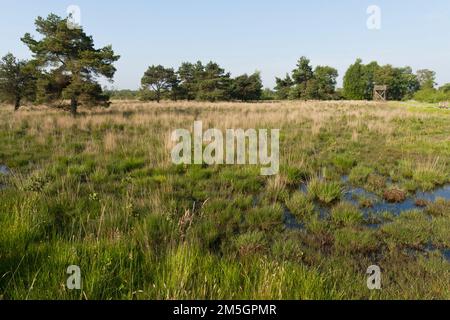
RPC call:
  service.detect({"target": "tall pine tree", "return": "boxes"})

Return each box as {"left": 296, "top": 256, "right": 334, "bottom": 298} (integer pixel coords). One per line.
{"left": 22, "top": 14, "right": 120, "bottom": 115}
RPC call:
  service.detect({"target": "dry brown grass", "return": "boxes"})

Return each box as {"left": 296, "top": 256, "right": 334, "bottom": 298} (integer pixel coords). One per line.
{"left": 0, "top": 99, "right": 439, "bottom": 169}
{"left": 2, "top": 100, "right": 424, "bottom": 131}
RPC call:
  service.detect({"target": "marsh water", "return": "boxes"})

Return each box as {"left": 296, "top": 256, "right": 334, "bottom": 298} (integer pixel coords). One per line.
{"left": 0, "top": 165, "right": 9, "bottom": 175}
{"left": 0, "top": 165, "right": 10, "bottom": 190}
{"left": 344, "top": 184, "right": 450, "bottom": 215}
{"left": 283, "top": 178, "right": 450, "bottom": 261}
{"left": 285, "top": 177, "right": 450, "bottom": 226}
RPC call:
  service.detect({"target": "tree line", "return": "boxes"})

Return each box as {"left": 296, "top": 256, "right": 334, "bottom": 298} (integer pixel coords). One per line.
{"left": 140, "top": 62, "right": 263, "bottom": 102}
{"left": 138, "top": 57, "right": 339, "bottom": 102}
{"left": 1, "top": 13, "right": 449, "bottom": 115}
{"left": 342, "top": 59, "right": 449, "bottom": 102}
{"left": 138, "top": 57, "right": 448, "bottom": 103}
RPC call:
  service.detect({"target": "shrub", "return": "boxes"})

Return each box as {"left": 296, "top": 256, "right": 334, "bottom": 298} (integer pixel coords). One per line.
{"left": 414, "top": 88, "right": 450, "bottom": 103}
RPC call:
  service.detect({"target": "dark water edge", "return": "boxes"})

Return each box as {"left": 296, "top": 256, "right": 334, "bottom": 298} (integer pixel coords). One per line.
{"left": 300, "top": 175, "right": 450, "bottom": 216}
{"left": 344, "top": 184, "right": 450, "bottom": 215}
{"left": 340, "top": 174, "right": 450, "bottom": 214}
{"left": 0, "top": 165, "right": 10, "bottom": 190}
{"left": 0, "top": 165, "right": 9, "bottom": 175}
{"left": 283, "top": 209, "right": 305, "bottom": 230}
{"left": 285, "top": 178, "right": 450, "bottom": 230}
{"left": 285, "top": 179, "right": 450, "bottom": 261}
{"left": 442, "top": 249, "right": 450, "bottom": 261}
{"left": 412, "top": 244, "right": 450, "bottom": 262}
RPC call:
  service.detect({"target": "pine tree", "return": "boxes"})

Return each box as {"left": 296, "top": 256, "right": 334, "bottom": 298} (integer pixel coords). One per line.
{"left": 0, "top": 53, "right": 36, "bottom": 111}
{"left": 21, "top": 14, "right": 120, "bottom": 115}
{"left": 274, "top": 74, "right": 293, "bottom": 100}
{"left": 230, "top": 72, "right": 263, "bottom": 101}
{"left": 141, "top": 65, "right": 178, "bottom": 103}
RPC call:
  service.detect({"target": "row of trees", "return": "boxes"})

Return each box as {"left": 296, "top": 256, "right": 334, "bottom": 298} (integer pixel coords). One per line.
{"left": 140, "top": 57, "right": 447, "bottom": 103}
{"left": 273, "top": 57, "right": 445, "bottom": 102}
{"left": 140, "top": 62, "right": 263, "bottom": 102}
{"left": 139, "top": 57, "right": 341, "bottom": 102}
{"left": 0, "top": 14, "right": 120, "bottom": 115}
{"left": 1, "top": 13, "right": 448, "bottom": 113}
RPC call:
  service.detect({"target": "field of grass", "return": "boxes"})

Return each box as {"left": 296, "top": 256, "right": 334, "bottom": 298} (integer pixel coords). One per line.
{"left": 0, "top": 100, "right": 449, "bottom": 300}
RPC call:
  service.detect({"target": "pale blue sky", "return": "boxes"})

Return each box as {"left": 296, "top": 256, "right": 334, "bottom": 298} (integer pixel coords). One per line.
{"left": 1, "top": 0, "right": 449, "bottom": 89}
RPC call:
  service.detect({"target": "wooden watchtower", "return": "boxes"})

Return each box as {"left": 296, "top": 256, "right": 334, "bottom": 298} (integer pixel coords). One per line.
{"left": 373, "top": 85, "right": 388, "bottom": 101}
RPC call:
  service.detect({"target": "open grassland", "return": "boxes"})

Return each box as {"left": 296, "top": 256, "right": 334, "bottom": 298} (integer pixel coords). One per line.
{"left": 0, "top": 100, "right": 449, "bottom": 300}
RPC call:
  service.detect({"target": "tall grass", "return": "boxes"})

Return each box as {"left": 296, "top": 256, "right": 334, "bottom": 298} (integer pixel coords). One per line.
{"left": 0, "top": 100, "right": 449, "bottom": 299}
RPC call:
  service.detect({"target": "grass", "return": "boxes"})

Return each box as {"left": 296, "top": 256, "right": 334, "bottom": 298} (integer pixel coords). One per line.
{"left": 331, "top": 202, "right": 364, "bottom": 227}
{"left": 286, "top": 192, "right": 315, "bottom": 220}
{"left": 426, "top": 198, "right": 450, "bottom": 217}
{"left": 0, "top": 100, "right": 449, "bottom": 300}
{"left": 308, "top": 178, "right": 343, "bottom": 204}
{"left": 412, "top": 157, "right": 448, "bottom": 191}
{"left": 333, "top": 227, "right": 379, "bottom": 254}
{"left": 381, "top": 211, "right": 431, "bottom": 248}
{"left": 349, "top": 165, "right": 374, "bottom": 185}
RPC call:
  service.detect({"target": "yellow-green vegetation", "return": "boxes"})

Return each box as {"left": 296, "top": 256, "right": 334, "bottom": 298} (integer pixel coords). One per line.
{"left": 308, "top": 178, "right": 344, "bottom": 204}
{"left": 0, "top": 100, "right": 449, "bottom": 300}
{"left": 286, "top": 192, "right": 315, "bottom": 219}
{"left": 331, "top": 203, "right": 364, "bottom": 227}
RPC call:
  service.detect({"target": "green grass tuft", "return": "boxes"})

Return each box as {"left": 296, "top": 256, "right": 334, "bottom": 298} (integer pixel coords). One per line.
{"left": 331, "top": 202, "right": 364, "bottom": 227}
{"left": 308, "top": 178, "right": 343, "bottom": 204}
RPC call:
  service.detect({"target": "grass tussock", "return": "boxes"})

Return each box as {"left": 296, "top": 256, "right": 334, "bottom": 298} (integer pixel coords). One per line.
{"left": 308, "top": 178, "right": 343, "bottom": 204}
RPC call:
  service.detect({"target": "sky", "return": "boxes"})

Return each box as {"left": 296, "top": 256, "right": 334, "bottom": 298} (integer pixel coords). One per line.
{"left": 1, "top": 0, "right": 449, "bottom": 90}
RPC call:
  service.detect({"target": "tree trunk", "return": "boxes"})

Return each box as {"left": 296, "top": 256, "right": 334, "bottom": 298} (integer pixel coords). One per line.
{"left": 70, "top": 96, "right": 78, "bottom": 117}
{"left": 14, "top": 96, "right": 21, "bottom": 111}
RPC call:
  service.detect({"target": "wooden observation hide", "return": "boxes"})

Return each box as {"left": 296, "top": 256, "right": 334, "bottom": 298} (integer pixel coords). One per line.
{"left": 373, "top": 85, "right": 388, "bottom": 101}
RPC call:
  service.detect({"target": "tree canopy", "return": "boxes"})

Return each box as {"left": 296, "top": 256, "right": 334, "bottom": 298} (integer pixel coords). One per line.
{"left": 0, "top": 53, "right": 36, "bottom": 110}
{"left": 343, "top": 59, "right": 367, "bottom": 100}
{"left": 416, "top": 69, "right": 436, "bottom": 90}
{"left": 21, "top": 14, "right": 120, "bottom": 115}
{"left": 141, "top": 65, "right": 178, "bottom": 103}
{"left": 274, "top": 74, "right": 293, "bottom": 100}
{"left": 230, "top": 72, "right": 263, "bottom": 101}
{"left": 343, "top": 59, "right": 421, "bottom": 101}
{"left": 140, "top": 61, "right": 262, "bottom": 102}
{"left": 274, "top": 57, "right": 339, "bottom": 100}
